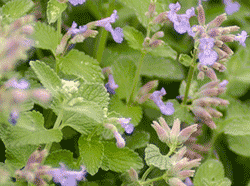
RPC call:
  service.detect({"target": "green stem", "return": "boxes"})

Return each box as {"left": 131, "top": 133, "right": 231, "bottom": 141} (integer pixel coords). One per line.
{"left": 127, "top": 51, "right": 147, "bottom": 104}
{"left": 87, "top": 125, "right": 102, "bottom": 141}
{"left": 141, "top": 165, "right": 154, "bottom": 181}
{"left": 182, "top": 49, "right": 197, "bottom": 105}
{"left": 207, "top": 130, "right": 220, "bottom": 159}
{"left": 140, "top": 175, "right": 164, "bottom": 185}
{"left": 55, "top": 16, "right": 62, "bottom": 74}
{"left": 93, "top": 0, "right": 116, "bottom": 62}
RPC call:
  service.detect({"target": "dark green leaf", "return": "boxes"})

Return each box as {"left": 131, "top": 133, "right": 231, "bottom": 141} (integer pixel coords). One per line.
{"left": 125, "top": 131, "right": 150, "bottom": 150}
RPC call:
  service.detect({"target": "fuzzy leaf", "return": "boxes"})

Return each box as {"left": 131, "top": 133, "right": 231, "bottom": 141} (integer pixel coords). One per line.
{"left": 33, "top": 22, "right": 62, "bottom": 53}
{"left": 103, "top": 142, "right": 143, "bottom": 172}
{"left": 125, "top": 131, "right": 150, "bottom": 150}
{"left": 61, "top": 101, "right": 103, "bottom": 134}
{"left": 149, "top": 44, "right": 177, "bottom": 60}
{"left": 58, "top": 49, "right": 103, "bottom": 83}
{"left": 109, "top": 95, "right": 143, "bottom": 126}
{"left": 2, "top": 0, "right": 34, "bottom": 19}
{"left": 123, "top": 26, "right": 144, "bottom": 51}
{"left": 227, "top": 135, "right": 250, "bottom": 157}
{"left": 178, "top": 54, "right": 192, "bottom": 67}
{"left": 2, "top": 111, "right": 62, "bottom": 147}
{"left": 223, "top": 116, "right": 250, "bottom": 136}
{"left": 30, "top": 60, "right": 62, "bottom": 96}
{"left": 78, "top": 136, "right": 104, "bottom": 175}
{"left": 44, "top": 150, "right": 75, "bottom": 169}
{"left": 145, "top": 144, "right": 170, "bottom": 170}
{"left": 47, "top": 0, "right": 67, "bottom": 24}
{"left": 112, "top": 57, "right": 136, "bottom": 100}
{"left": 194, "top": 159, "right": 231, "bottom": 186}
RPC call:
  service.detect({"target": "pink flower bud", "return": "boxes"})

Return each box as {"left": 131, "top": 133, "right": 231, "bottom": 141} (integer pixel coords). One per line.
{"left": 204, "top": 67, "right": 217, "bottom": 81}
{"left": 113, "top": 131, "right": 125, "bottom": 148}
{"left": 159, "top": 117, "right": 171, "bottom": 134}
{"left": 153, "top": 12, "right": 170, "bottom": 25}
{"left": 221, "top": 26, "right": 240, "bottom": 34}
{"left": 218, "top": 35, "right": 235, "bottom": 42}
{"left": 170, "top": 118, "right": 181, "bottom": 141}
{"left": 12, "top": 89, "right": 28, "bottom": 103}
{"left": 212, "top": 62, "right": 226, "bottom": 72}
{"left": 171, "top": 147, "right": 187, "bottom": 163}
{"left": 208, "top": 13, "right": 227, "bottom": 29}
{"left": 128, "top": 167, "right": 138, "bottom": 181}
{"left": 221, "top": 44, "right": 234, "bottom": 55}
{"left": 151, "top": 121, "right": 169, "bottom": 143}
{"left": 205, "top": 107, "right": 223, "bottom": 118}
{"left": 183, "top": 158, "right": 202, "bottom": 170}
{"left": 199, "top": 80, "right": 220, "bottom": 91}
{"left": 197, "top": 5, "right": 205, "bottom": 25}
{"left": 32, "top": 89, "right": 51, "bottom": 103}
{"left": 168, "top": 177, "right": 186, "bottom": 186}
{"left": 197, "top": 71, "right": 204, "bottom": 80}
{"left": 191, "top": 106, "right": 216, "bottom": 129}
{"left": 178, "top": 124, "right": 198, "bottom": 143}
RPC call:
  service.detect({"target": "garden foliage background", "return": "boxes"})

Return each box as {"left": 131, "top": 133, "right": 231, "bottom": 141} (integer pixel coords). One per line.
{"left": 1, "top": 0, "right": 250, "bottom": 185}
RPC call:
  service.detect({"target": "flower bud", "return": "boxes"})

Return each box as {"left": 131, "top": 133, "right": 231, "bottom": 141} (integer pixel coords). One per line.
{"left": 177, "top": 170, "right": 195, "bottom": 180}
{"left": 198, "top": 88, "right": 220, "bottom": 97}
{"left": 32, "top": 89, "right": 51, "bottom": 103}
{"left": 214, "top": 40, "right": 223, "bottom": 48}
{"left": 12, "top": 89, "right": 28, "bottom": 103}
{"left": 208, "top": 28, "right": 221, "bottom": 38}
{"left": 183, "top": 158, "right": 201, "bottom": 170}
{"left": 212, "top": 62, "right": 226, "bottom": 72}
{"left": 204, "top": 67, "right": 217, "bottom": 81}
{"left": 205, "top": 107, "right": 223, "bottom": 118}
{"left": 152, "top": 121, "right": 169, "bottom": 143}
{"left": 153, "top": 12, "right": 170, "bottom": 25}
{"left": 128, "top": 168, "right": 138, "bottom": 181}
{"left": 193, "top": 97, "right": 221, "bottom": 107}
{"left": 214, "top": 47, "right": 228, "bottom": 59}
{"left": 191, "top": 106, "right": 216, "bottom": 129}
{"left": 178, "top": 124, "right": 198, "bottom": 143}
{"left": 199, "top": 80, "right": 220, "bottom": 91}
{"left": 168, "top": 177, "right": 186, "bottom": 186}
{"left": 136, "top": 80, "right": 158, "bottom": 103}
{"left": 151, "top": 31, "right": 164, "bottom": 40}
{"left": 197, "top": 5, "right": 205, "bottom": 25}
{"left": 113, "top": 131, "right": 125, "bottom": 148}
{"left": 213, "top": 97, "right": 229, "bottom": 106}
{"left": 221, "top": 44, "right": 234, "bottom": 56}
{"left": 170, "top": 146, "right": 187, "bottom": 163}
{"left": 207, "top": 13, "right": 227, "bottom": 29}
{"left": 170, "top": 118, "right": 181, "bottom": 141}
{"left": 197, "top": 71, "right": 204, "bottom": 80}
{"left": 159, "top": 117, "right": 171, "bottom": 133}
{"left": 218, "top": 35, "right": 235, "bottom": 43}
{"left": 149, "top": 40, "right": 164, "bottom": 48}
{"left": 221, "top": 26, "right": 240, "bottom": 34}
{"left": 146, "top": 0, "right": 156, "bottom": 18}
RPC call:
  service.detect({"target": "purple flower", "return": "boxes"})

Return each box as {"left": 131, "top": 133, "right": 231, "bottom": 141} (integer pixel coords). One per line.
{"left": 223, "top": 0, "right": 240, "bottom": 15}
{"left": 8, "top": 109, "right": 19, "bottom": 126}
{"left": 150, "top": 88, "right": 175, "bottom": 116}
{"left": 168, "top": 2, "right": 195, "bottom": 37}
{"left": 47, "top": 163, "right": 86, "bottom": 186}
{"left": 96, "top": 10, "right": 124, "bottom": 43}
{"left": 118, "top": 118, "right": 134, "bottom": 134}
{"left": 68, "top": 0, "right": 85, "bottom": 6}
{"left": 198, "top": 38, "right": 218, "bottom": 66}
{"left": 69, "top": 21, "right": 87, "bottom": 35}
{"left": 105, "top": 74, "right": 118, "bottom": 94}
{"left": 235, "top": 31, "right": 248, "bottom": 47}
{"left": 5, "top": 78, "right": 29, "bottom": 89}
{"left": 219, "top": 80, "right": 229, "bottom": 88}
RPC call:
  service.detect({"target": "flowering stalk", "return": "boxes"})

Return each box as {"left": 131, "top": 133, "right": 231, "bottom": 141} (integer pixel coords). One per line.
{"left": 182, "top": 49, "right": 198, "bottom": 105}
{"left": 94, "top": 0, "right": 116, "bottom": 62}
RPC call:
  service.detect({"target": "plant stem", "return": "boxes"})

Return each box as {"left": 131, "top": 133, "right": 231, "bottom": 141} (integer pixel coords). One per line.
{"left": 140, "top": 175, "right": 164, "bottom": 185}
{"left": 127, "top": 51, "right": 146, "bottom": 104}
{"left": 93, "top": 0, "right": 115, "bottom": 62}
{"left": 55, "top": 16, "right": 62, "bottom": 74}
{"left": 182, "top": 49, "right": 197, "bottom": 105}
{"left": 141, "top": 165, "right": 154, "bottom": 181}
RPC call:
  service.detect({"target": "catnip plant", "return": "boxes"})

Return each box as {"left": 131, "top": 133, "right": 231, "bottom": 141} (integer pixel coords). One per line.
{"left": 0, "top": 0, "right": 250, "bottom": 185}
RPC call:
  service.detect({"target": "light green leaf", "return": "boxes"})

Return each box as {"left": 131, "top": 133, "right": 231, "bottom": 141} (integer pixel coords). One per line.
{"left": 125, "top": 131, "right": 150, "bottom": 150}
{"left": 47, "top": 0, "right": 67, "bottom": 24}
{"left": 100, "top": 155, "right": 110, "bottom": 171}
{"left": 109, "top": 95, "right": 143, "bottom": 126}
{"left": 103, "top": 142, "right": 143, "bottom": 172}
{"left": 61, "top": 101, "right": 103, "bottom": 134}
{"left": 2, "top": 0, "right": 34, "bottom": 19}
{"left": 112, "top": 56, "right": 137, "bottom": 100}
{"left": 226, "top": 98, "right": 250, "bottom": 118}
{"left": 194, "top": 159, "right": 231, "bottom": 186}
{"left": 33, "top": 22, "right": 62, "bottom": 53}
{"left": 179, "top": 80, "right": 197, "bottom": 98}
{"left": 1, "top": 111, "right": 62, "bottom": 147}
{"left": 223, "top": 116, "right": 250, "bottom": 136}
{"left": 78, "top": 136, "right": 104, "bottom": 175}
{"left": 58, "top": 49, "right": 104, "bottom": 83}
{"left": 30, "top": 60, "right": 62, "bottom": 96}
{"left": 123, "top": 26, "right": 144, "bottom": 51}
{"left": 141, "top": 54, "right": 184, "bottom": 80}
{"left": 44, "top": 150, "right": 75, "bottom": 169}
{"left": 5, "top": 145, "right": 37, "bottom": 170}
{"left": 75, "top": 83, "right": 109, "bottom": 109}
{"left": 145, "top": 144, "right": 170, "bottom": 170}
{"left": 178, "top": 54, "right": 192, "bottom": 67}
{"left": 227, "top": 135, "right": 250, "bottom": 157}
{"left": 149, "top": 44, "right": 177, "bottom": 60}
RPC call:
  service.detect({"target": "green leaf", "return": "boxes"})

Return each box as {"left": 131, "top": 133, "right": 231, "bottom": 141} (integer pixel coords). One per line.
{"left": 44, "top": 149, "right": 75, "bottom": 169}
{"left": 145, "top": 144, "right": 170, "bottom": 170}
{"left": 178, "top": 54, "right": 192, "bottom": 67}
{"left": 226, "top": 48, "right": 250, "bottom": 97}
{"left": 109, "top": 95, "right": 143, "bottom": 126}
{"left": 33, "top": 22, "right": 62, "bottom": 53}
{"left": 179, "top": 80, "right": 197, "bottom": 98}
{"left": 61, "top": 101, "right": 103, "bottom": 134}
{"left": 2, "top": 0, "right": 34, "bottom": 19}
{"left": 148, "top": 44, "right": 177, "bottom": 60}
{"left": 58, "top": 49, "right": 104, "bottom": 83}
{"left": 78, "top": 136, "right": 104, "bottom": 175}
{"left": 227, "top": 135, "right": 250, "bottom": 157}
{"left": 1, "top": 111, "right": 63, "bottom": 147}
{"left": 75, "top": 83, "right": 109, "bottom": 109}
{"left": 123, "top": 26, "right": 144, "bottom": 51}
{"left": 194, "top": 159, "right": 231, "bottom": 186}
{"left": 103, "top": 142, "right": 143, "bottom": 172}
{"left": 112, "top": 56, "right": 136, "bottom": 100}
{"left": 5, "top": 145, "right": 37, "bottom": 170}
{"left": 223, "top": 116, "right": 250, "bottom": 136}
{"left": 125, "top": 131, "right": 150, "bottom": 150}
{"left": 30, "top": 60, "right": 62, "bottom": 96}
{"left": 141, "top": 54, "right": 184, "bottom": 80}
{"left": 47, "top": 0, "right": 67, "bottom": 24}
